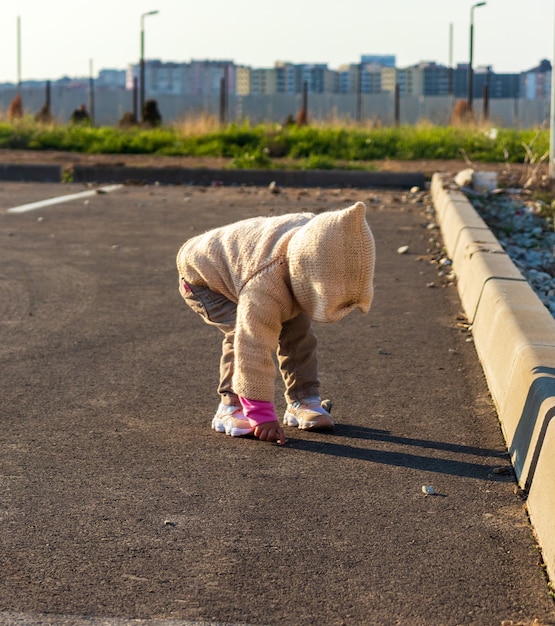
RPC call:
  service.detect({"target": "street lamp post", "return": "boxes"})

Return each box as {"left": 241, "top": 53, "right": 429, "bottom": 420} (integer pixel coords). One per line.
{"left": 468, "top": 2, "right": 486, "bottom": 111}
{"left": 140, "top": 10, "right": 159, "bottom": 121}
{"left": 17, "top": 16, "right": 22, "bottom": 92}
{"left": 549, "top": 2, "right": 555, "bottom": 177}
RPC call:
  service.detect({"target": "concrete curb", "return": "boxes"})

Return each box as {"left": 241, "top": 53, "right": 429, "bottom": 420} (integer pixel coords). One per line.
{"left": 0, "top": 163, "right": 62, "bottom": 182}
{"left": 431, "top": 173, "right": 555, "bottom": 584}
{"left": 0, "top": 162, "right": 425, "bottom": 188}
{"left": 71, "top": 165, "right": 425, "bottom": 188}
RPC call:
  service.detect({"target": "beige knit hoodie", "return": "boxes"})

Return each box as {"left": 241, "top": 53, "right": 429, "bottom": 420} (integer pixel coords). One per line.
{"left": 176, "top": 202, "right": 375, "bottom": 400}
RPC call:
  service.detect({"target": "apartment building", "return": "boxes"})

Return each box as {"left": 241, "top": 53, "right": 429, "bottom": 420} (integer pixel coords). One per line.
{"left": 249, "top": 67, "right": 278, "bottom": 94}
{"left": 235, "top": 66, "right": 251, "bottom": 96}
{"left": 382, "top": 66, "right": 423, "bottom": 96}
{"left": 420, "top": 62, "right": 450, "bottom": 96}
{"left": 97, "top": 69, "right": 126, "bottom": 89}
{"left": 520, "top": 59, "right": 551, "bottom": 100}
{"left": 127, "top": 59, "right": 235, "bottom": 96}
{"left": 338, "top": 64, "right": 382, "bottom": 94}
{"left": 9, "top": 54, "right": 546, "bottom": 102}
{"left": 275, "top": 63, "right": 298, "bottom": 94}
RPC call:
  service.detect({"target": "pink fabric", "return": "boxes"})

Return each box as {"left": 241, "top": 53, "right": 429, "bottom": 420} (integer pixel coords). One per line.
{"left": 239, "top": 397, "right": 277, "bottom": 427}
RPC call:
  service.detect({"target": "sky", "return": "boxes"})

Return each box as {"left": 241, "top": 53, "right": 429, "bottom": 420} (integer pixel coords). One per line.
{"left": 0, "top": 0, "right": 554, "bottom": 83}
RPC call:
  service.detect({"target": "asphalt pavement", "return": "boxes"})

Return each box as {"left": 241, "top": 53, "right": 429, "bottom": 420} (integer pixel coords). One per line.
{"left": 1, "top": 180, "right": 555, "bottom": 626}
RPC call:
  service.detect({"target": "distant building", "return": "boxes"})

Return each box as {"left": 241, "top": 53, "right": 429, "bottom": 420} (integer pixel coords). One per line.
{"left": 275, "top": 62, "right": 298, "bottom": 94}
{"left": 420, "top": 62, "right": 450, "bottom": 96}
{"left": 250, "top": 67, "right": 278, "bottom": 94}
{"left": 126, "top": 59, "right": 235, "bottom": 96}
{"left": 235, "top": 66, "right": 251, "bottom": 95}
{"left": 382, "top": 66, "right": 424, "bottom": 96}
{"left": 520, "top": 59, "right": 551, "bottom": 100}
{"left": 337, "top": 63, "right": 382, "bottom": 94}
{"left": 474, "top": 67, "right": 520, "bottom": 99}
{"left": 97, "top": 69, "right": 126, "bottom": 89}
{"left": 360, "top": 55, "right": 396, "bottom": 68}
{"left": 1, "top": 52, "right": 546, "bottom": 103}
{"left": 448, "top": 63, "right": 520, "bottom": 99}
{"left": 298, "top": 64, "right": 336, "bottom": 93}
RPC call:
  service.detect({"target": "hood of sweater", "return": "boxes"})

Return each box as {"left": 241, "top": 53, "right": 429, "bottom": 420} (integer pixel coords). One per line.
{"left": 287, "top": 202, "right": 376, "bottom": 323}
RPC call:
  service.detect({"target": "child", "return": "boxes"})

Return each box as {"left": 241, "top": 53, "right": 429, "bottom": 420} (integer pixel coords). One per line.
{"left": 176, "top": 201, "right": 375, "bottom": 444}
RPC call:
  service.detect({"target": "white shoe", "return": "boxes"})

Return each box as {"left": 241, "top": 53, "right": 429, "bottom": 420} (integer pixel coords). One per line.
{"left": 211, "top": 403, "right": 255, "bottom": 437}
{"left": 283, "top": 397, "right": 334, "bottom": 431}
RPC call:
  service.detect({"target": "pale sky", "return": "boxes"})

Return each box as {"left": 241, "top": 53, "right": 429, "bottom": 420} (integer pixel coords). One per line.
{"left": 0, "top": 0, "right": 553, "bottom": 82}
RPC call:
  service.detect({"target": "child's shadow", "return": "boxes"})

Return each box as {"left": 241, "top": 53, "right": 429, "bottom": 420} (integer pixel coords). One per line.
{"left": 284, "top": 423, "right": 512, "bottom": 482}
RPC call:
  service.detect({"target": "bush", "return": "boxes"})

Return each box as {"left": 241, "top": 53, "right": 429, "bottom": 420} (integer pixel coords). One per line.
{"left": 0, "top": 118, "right": 550, "bottom": 167}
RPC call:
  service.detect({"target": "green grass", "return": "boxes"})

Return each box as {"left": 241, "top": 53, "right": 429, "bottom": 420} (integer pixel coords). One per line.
{"left": 0, "top": 117, "right": 549, "bottom": 169}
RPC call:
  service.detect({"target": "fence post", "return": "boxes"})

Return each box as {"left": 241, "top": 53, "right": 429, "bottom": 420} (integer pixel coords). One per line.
{"left": 483, "top": 84, "right": 489, "bottom": 121}
{"left": 220, "top": 75, "right": 227, "bottom": 126}
{"left": 133, "top": 77, "right": 138, "bottom": 123}
{"left": 89, "top": 60, "right": 95, "bottom": 126}
{"left": 296, "top": 80, "right": 308, "bottom": 125}
{"left": 356, "top": 63, "right": 362, "bottom": 122}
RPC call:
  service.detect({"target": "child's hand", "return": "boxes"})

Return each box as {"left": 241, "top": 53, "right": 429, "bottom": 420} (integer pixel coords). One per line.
{"left": 254, "top": 421, "right": 287, "bottom": 445}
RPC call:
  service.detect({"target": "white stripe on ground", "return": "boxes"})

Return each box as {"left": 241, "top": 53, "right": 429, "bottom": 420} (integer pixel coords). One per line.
{"left": 7, "top": 184, "right": 123, "bottom": 214}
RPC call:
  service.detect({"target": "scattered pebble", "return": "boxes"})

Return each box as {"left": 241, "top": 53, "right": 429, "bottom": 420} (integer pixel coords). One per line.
{"left": 397, "top": 245, "right": 409, "bottom": 254}
{"left": 454, "top": 168, "right": 474, "bottom": 188}
{"left": 468, "top": 188, "right": 555, "bottom": 317}
{"left": 513, "top": 485, "right": 528, "bottom": 499}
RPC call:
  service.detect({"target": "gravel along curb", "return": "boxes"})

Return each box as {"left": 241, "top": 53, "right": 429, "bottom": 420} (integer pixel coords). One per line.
{"left": 431, "top": 173, "right": 555, "bottom": 585}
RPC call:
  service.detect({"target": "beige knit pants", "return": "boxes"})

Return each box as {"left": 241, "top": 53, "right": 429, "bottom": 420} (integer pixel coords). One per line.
{"left": 179, "top": 279, "right": 320, "bottom": 405}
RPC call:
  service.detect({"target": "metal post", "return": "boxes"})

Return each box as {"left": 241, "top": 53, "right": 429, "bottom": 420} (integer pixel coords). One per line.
{"left": 482, "top": 83, "right": 489, "bottom": 120}
{"left": 140, "top": 10, "right": 159, "bottom": 121}
{"left": 140, "top": 28, "right": 145, "bottom": 120}
{"left": 89, "top": 58, "right": 95, "bottom": 125}
{"left": 133, "top": 76, "right": 138, "bottom": 123}
{"left": 550, "top": 1, "right": 555, "bottom": 177}
{"left": 219, "top": 76, "right": 226, "bottom": 126}
{"left": 356, "top": 62, "right": 362, "bottom": 122}
{"left": 17, "top": 16, "right": 21, "bottom": 92}
{"left": 448, "top": 23, "right": 453, "bottom": 96}
{"left": 468, "top": 3, "right": 486, "bottom": 111}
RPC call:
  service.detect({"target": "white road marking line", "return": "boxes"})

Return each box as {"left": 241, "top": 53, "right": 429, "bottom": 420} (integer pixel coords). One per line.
{"left": 6, "top": 184, "right": 123, "bottom": 214}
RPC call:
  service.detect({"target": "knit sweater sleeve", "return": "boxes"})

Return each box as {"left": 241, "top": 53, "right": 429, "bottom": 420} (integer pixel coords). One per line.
{"left": 232, "top": 267, "right": 295, "bottom": 401}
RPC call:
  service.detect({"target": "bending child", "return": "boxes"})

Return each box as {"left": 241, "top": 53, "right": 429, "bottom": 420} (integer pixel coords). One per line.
{"left": 176, "top": 201, "right": 376, "bottom": 445}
